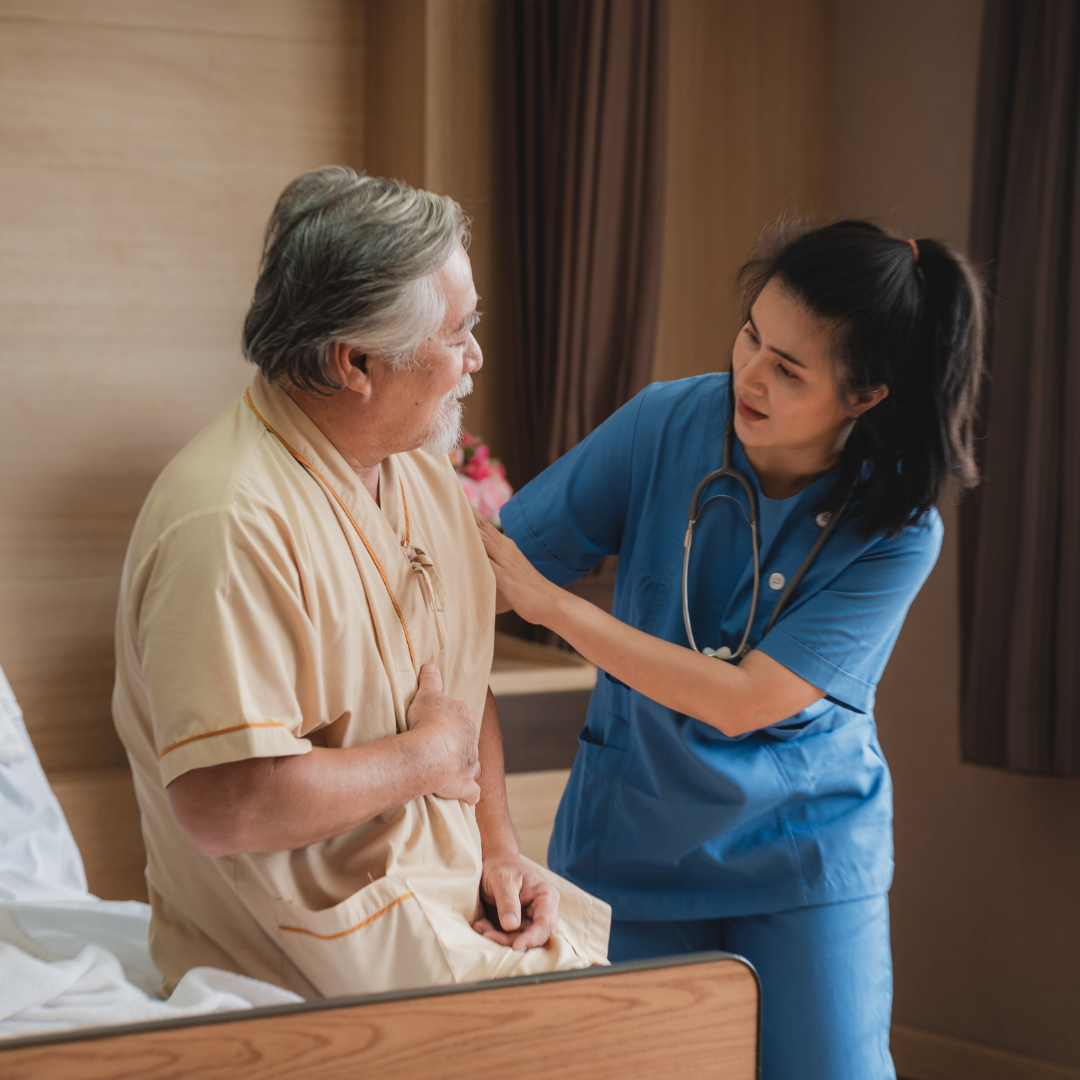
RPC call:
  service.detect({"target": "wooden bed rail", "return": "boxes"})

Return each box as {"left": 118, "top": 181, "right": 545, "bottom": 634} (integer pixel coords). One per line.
{"left": 0, "top": 952, "right": 760, "bottom": 1080}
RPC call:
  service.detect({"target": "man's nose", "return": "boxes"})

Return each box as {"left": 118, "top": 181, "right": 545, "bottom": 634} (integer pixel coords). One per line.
{"left": 466, "top": 336, "right": 483, "bottom": 374}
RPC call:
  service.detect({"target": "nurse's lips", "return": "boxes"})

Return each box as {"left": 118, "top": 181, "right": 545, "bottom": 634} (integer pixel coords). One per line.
{"left": 736, "top": 397, "right": 768, "bottom": 422}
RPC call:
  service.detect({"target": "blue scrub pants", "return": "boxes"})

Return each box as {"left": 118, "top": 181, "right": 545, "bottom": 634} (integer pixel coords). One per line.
{"left": 608, "top": 895, "right": 895, "bottom": 1080}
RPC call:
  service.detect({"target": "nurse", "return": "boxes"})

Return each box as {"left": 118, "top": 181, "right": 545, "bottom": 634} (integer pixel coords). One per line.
{"left": 474, "top": 221, "right": 986, "bottom": 1079}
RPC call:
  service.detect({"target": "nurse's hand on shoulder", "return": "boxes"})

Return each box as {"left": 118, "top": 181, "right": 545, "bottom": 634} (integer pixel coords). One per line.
{"left": 471, "top": 507, "right": 560, "bottom": 624}
{"left": 406, "top": 664, "right": 482, "bottom": 805}
{"left": 473, "top": 850, "right": 560, "bottom": 952}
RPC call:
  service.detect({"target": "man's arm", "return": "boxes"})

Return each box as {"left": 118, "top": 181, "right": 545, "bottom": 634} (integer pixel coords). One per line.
{"left": 167, "top": 664, "right": 480, "bottom": 857}
{"left": 472, "top": 689, "right": 518, "bottom": 855}
{"left": 470, "top": 689, "right": 560, "bottom": 951}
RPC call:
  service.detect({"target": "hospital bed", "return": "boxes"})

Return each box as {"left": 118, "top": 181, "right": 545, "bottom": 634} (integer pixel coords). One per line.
{"left": 1, "top": 955, "right": 759, "bottom": 1079}
{"left": 0, "top": 650, "right": 761, "bottom": 1079}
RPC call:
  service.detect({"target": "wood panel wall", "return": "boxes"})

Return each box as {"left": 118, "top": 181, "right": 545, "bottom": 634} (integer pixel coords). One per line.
{"left": 363, "top": 0, "right": 840, "bottom": 443}
{"left": 0, "top": 0, "right": 836, "bottom": 802}
{"left": 0, "top": 0, "right": 364, "bottom": 772}
{"left": 653, "top": 0, "right": 836, "bottom": 383}
{"left": 364, "top": 0, "right": 509, "bottom": 463}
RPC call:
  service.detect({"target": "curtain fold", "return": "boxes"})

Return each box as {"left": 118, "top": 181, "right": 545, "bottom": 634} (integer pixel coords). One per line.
{"left": 961, "top": 0, "right": 1080, "bottom": 773}
{"left": 500, "top": 0, "right": 669, "bottom": 488}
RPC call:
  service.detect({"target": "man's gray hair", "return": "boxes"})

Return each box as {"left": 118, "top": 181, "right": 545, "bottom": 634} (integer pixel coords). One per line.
{"left": 242, "top": 167, "right": 468, "bottom": 392}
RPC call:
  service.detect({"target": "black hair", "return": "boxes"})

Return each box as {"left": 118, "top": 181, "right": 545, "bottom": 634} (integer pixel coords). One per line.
{"left": 737, "top": 220, "right": 987, "bottom": 539}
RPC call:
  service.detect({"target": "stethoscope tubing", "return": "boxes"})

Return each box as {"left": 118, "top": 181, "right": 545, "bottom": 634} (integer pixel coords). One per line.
{"left": 682, "top": 468, "right": 760, "bottom": 658}
{"left": 682, "top": 401, "right": 850, "bottom": 661}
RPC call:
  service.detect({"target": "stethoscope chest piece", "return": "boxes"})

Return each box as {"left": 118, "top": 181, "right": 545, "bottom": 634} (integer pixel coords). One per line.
{"left": 701, "top": 646, "right": 733, "bottom": 659}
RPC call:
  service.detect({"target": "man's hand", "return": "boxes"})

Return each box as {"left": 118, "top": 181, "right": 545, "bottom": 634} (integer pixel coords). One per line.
{"left": 406, "top": 663, "right": 482, "bottom": 805}
{"left": 472, "top": 850, "right": 560, "bottom": 951}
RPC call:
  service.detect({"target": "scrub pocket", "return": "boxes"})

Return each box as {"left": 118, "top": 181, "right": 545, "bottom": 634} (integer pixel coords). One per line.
{"left": 603, "top": 778, "right": 777, "bottom": 866}
{"left": 548, "top": 731, "right": 629, "bottom": 885}
{"left": 275, "top": 873, "right": 454, "bottom": 999}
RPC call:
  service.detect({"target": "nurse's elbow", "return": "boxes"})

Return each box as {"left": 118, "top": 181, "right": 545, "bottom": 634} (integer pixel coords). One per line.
{"left": 694, "top": 694, "right": 766, "bottom": 737}
{"left": 700, "top": 711, "right": 758, "bottom": 738}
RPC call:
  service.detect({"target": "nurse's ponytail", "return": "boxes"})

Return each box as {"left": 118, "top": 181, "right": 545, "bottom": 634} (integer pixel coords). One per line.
{"left": 738, "top": 221, "right": 987, "bottom": 539}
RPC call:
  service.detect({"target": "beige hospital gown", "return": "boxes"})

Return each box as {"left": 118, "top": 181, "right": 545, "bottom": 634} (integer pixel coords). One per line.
{"left": 112, "top": 375, "right": 610, "bottom": 999}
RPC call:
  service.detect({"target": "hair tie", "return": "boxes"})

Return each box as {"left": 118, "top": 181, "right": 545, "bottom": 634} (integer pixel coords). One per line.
{"left": 907, "top": 238, "right": 919, "bottom": 264}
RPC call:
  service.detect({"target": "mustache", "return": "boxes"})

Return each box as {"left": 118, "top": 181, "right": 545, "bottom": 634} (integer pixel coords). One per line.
{"left": 445, "top": 373, "right": 473, "bottom": 402}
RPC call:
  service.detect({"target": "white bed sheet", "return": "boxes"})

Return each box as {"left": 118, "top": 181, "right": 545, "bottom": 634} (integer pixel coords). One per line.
{"left": 0, "top": 666, "right": 87, "bottom": 904}
{"left": 0, "top": 662, "right": 301, "bottom": 1039}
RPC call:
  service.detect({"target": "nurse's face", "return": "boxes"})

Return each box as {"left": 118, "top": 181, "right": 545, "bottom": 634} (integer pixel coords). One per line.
{"left": 375, "top": 243, "right": 484, "bottom": 457}
{"left": 730, "top": 278, "right": 882, "bottom": 461}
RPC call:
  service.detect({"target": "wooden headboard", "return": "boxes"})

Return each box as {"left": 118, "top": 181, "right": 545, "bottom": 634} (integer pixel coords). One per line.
{"left": 0, "top": 953, "right": 761, "bottom": 1080}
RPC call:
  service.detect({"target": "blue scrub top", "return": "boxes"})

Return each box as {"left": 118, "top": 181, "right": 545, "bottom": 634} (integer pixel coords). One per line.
{"left": 500, "top": 374, "right": 942, "bottom": 922}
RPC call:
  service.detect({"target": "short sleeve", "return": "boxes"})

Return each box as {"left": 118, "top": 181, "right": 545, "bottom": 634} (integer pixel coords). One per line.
{"left": 501, "top": 389, "right": 646, "bottom": 585}
{"left": 132, "top": 507, "right": 315, "bottom": 786}
{"left": 755, "top": 512, "right": 944, "bottom": 714}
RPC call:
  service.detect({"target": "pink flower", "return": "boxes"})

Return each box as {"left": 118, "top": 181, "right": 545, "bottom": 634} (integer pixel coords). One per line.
{"left": 458, "top": 470, "right": 514, "bottom": 524}
{"left": 463, "top": 444, "right": 490, "bottom": 480}
{"left": 452, "top": 431, "right": 513, "bottom": 522}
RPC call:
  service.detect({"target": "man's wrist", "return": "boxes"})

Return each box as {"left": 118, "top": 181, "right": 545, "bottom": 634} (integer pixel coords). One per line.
{"left": 478, "top": 819, "right": 520, "bottom": 861}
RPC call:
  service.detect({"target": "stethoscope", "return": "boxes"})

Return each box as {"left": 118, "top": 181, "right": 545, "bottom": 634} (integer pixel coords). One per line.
{"left": 682, "top": 403, "right": 851, "bottom": 661}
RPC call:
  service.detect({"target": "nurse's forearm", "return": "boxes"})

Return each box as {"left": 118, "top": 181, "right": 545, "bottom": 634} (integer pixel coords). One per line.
{"left": 545, "top": 591, "right": 823, "bottom": 736}
{"left": 474, "top": 689, "right": 519, "bottom": 857}
{"left": 167, "top": 728, "right": 469, "bottom": 858}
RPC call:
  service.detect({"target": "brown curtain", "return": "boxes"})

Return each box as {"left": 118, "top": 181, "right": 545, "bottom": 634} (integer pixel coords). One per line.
{"left": 961, "top": 0, "right": 1080, "bottom": 774}
{"left": 500, "top": 0, "right": 669, "bottom": 489}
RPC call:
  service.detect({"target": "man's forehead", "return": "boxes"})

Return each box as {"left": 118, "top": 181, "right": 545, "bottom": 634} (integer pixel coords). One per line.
{"left": 436, "top": 248, "right": 478, "bottom": 328}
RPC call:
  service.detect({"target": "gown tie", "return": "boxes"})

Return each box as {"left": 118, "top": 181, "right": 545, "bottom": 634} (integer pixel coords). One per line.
{"left": 404, "top": 545, "right": 448, "bottom": 653}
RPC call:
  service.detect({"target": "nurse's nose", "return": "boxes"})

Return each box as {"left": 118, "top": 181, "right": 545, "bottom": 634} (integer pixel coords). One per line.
{"left": 736, "top": 351, "right": 767, "bottom": 394}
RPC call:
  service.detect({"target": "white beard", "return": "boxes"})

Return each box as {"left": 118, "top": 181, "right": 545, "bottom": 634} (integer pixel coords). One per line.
{"left": 421, "top": 373, "right": 473, "bottom": 458}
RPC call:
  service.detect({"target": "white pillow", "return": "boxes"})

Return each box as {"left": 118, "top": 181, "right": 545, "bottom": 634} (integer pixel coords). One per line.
{"left": 0, "top": 664, "right": 88, "bottom": 901}
{"left": 0, "top": 669, "right": 25, "bottom": 765}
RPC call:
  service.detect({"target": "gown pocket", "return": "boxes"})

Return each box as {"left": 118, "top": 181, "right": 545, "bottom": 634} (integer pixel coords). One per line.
{"left": 275, "top": 873, "right": 453, "bottom": 999}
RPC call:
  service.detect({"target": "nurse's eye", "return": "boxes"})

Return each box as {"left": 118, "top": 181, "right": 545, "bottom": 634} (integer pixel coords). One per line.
{"left": 777, "top": 362, "right": 798, "bottom": 380}
{"left": 742, "top": 324, "right": 759, "bottom": 347}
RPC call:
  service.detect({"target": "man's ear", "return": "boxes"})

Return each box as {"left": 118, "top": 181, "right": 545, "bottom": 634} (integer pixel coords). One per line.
{"left": 327, "top": 341, "right": 371, "bottom": 393}
{"left": 847, "top": 383, "right": 889, "bottom": 419}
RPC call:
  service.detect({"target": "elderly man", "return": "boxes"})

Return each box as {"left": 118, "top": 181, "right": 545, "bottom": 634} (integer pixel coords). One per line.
{"left": 113, "top": 167, "right": 609, "bottom": 999}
